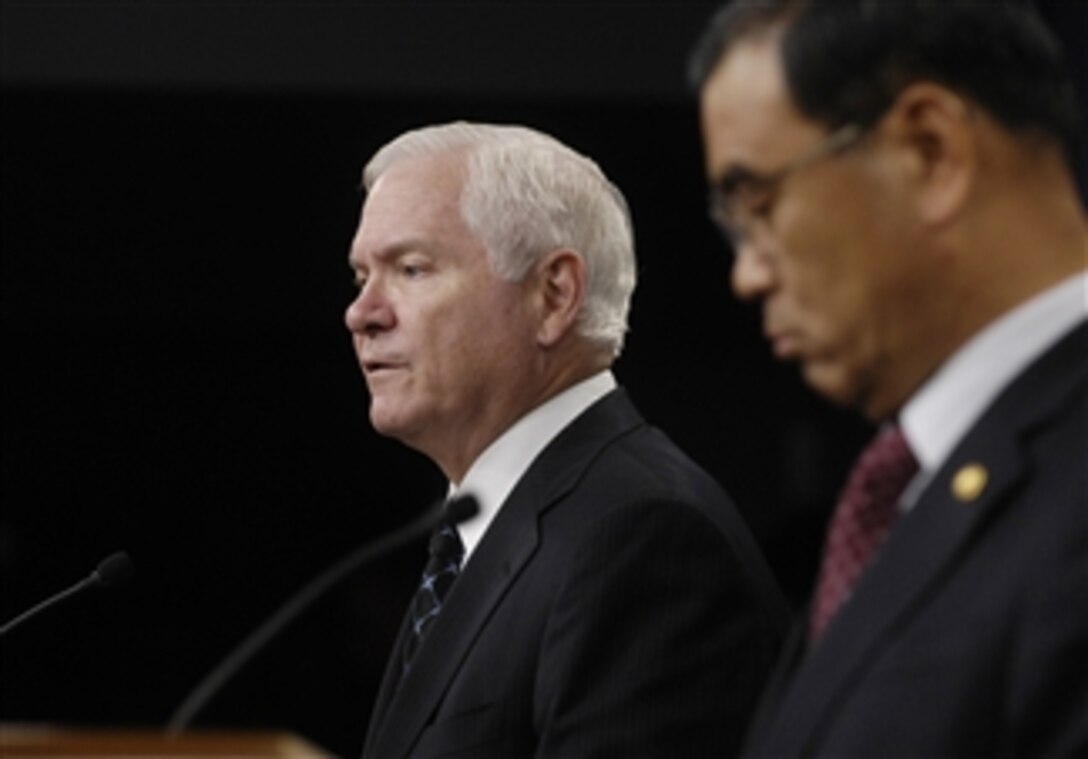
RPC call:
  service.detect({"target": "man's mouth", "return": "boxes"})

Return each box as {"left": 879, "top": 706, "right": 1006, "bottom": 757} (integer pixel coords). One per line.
{"left": 767, "top": 330, "right": 801, "bottom": 361}
{"left": 363, "top": 359, "right": 402, "bottom": 375}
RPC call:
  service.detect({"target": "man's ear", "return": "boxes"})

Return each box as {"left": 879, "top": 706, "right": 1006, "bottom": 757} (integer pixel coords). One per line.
{"left": 533, "top": 248, "right": 586, "bottom": 348}
{"left": 880, "top": 82, "right": 977, "bottom": 226}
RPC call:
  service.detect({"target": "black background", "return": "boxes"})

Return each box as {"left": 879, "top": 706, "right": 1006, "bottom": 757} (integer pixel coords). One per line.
{"left": 2, "top": 2, "right": 1083, "bottom": 755}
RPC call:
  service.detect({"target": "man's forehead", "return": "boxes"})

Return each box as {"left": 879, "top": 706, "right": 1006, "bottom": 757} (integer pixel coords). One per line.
{"left": 704, "top": 36, "right": 786, "bottom": 109}
{"left": 352, "top": 155, "right": 474, "bottom": 262}
{"left": 361, "top": 155, "right": 462, "bottom": 227}
{"left": 699, "top": 36, "right": 813, "bottom": 177}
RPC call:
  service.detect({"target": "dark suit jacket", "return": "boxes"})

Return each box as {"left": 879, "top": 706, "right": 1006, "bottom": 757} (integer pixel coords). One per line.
{"left": 363, "top": 388, "right": 789, "bottom": 758}
{"left": 742, "top": 322, "right": 1088, "bottom": 758}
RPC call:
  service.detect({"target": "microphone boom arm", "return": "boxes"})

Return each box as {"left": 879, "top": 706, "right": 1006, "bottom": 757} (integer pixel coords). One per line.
{"left": 166, "top": 495, "right": 476, "bottom": 735}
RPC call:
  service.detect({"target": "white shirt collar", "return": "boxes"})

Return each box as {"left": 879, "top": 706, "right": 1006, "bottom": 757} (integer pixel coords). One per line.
{"left": 899, "top": 271, "right": 1087, "bottom": 506}
{"left": 448, "top": 370, "right": 617, "bottom": 563}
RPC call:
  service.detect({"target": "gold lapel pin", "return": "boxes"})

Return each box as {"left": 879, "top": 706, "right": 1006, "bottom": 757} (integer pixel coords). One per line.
{"left": 952, "top": 463, "right": 989, "bottom": 502}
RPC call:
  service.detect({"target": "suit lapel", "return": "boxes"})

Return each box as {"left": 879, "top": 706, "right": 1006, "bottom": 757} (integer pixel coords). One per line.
{"left": 369, "top": 505, "right": 540, "bottom": 758}
{"left": 363, "top": 597, "right": 416, "bottom": 756}
{"left": 752, "top": 323, "right": 1087, "bottom": 754}
{"left": 768, "top": 437, "right": 1026, "bottom": 752}
{"left": 366, "top": 390, "right": 645, "bottom": 757}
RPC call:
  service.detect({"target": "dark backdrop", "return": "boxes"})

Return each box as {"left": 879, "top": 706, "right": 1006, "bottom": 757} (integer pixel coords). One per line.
{"left": 2, "top": 3, "right": 1083, "bottom": 755}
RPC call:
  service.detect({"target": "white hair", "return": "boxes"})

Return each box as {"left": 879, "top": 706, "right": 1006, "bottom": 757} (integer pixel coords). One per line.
{"left": 363, "top": 122, "right": 637, "bottom": 357}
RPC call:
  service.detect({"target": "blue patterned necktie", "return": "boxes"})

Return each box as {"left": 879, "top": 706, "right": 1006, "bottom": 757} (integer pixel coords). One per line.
{"left": 400, "top": 521, "right": 465, "bottom": 677}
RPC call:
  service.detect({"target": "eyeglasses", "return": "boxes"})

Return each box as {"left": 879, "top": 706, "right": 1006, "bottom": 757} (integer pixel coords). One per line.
{"left": 708, "top": 122, "right": 866, "bottom": 247}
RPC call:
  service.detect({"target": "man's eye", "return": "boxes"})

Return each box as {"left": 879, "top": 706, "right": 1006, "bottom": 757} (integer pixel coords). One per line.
{"left": 400, "top": 261, "right": 428, "bottom": 278}
{"left": 750, "top": 197, "right": 775, "bottom": 220}
{"left": 744, "top": 185, "right": 777, "bottom": 221}
{"left": 353, "top": 273, "right": 369, "bottom": 288}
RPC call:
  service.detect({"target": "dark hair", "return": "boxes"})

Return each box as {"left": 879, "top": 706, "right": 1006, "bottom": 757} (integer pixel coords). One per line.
{"left": 689, "top": 0, "right": 1083, "bottom": 168}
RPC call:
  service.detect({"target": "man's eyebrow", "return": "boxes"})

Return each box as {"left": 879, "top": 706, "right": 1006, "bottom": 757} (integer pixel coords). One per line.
{"left": 710, "top": 164, "right": 763, "bottom": 196}
{"left": 351, "top": 239, "right": 435, "bottom": 266}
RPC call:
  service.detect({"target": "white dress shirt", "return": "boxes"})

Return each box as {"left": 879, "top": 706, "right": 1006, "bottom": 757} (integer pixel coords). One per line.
{"left": 449, "top": 370, "right": 617, "bottom": 564}
{"left": 899, "top": 271, "right": 1087, "bottom": 509}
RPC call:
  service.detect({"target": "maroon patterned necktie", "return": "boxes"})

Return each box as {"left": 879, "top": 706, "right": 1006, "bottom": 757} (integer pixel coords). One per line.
{"left": 808, "top": 425, "right": 919, "bottom": 642}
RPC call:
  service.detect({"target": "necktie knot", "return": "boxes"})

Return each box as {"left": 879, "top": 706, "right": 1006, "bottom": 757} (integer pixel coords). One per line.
{"left": 809, "top": 425, "right": 918, "bottom": 643}
{"left": 428, "top": 523, "right": 465, "bottom": 565}
{"left": 849, "top": 424, "right": 918, "bottom": 504}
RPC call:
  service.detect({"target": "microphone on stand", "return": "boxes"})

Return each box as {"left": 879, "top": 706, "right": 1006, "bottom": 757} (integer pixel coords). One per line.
{"left": 166, "top": 494, "right": 479, "bottom": 735}
{"left": 0, "top": 551, "right": 135, "bottom": 638}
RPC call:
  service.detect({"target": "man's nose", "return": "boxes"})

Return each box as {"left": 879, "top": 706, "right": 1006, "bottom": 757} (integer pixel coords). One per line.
{"left": 730, "top": 240, "right": 777, "bottom": 302}
{"left": 345, "top": 279, "right": 395, "bottom": 335}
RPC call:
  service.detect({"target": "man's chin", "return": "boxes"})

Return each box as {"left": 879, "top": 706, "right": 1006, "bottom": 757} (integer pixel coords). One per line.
{"left": 802, "top": 364, "right": 897, "bottom": 421}
{"left": 801, "top": 362, "right": 858, "bottom": 409}
{"left": 368, "top": 406, "right": 408, "bottom": 439}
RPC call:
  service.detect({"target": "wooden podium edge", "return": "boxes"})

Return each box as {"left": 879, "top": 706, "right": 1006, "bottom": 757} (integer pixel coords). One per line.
{"left": 0, "top": 725, "right": 333, "bottom": 757}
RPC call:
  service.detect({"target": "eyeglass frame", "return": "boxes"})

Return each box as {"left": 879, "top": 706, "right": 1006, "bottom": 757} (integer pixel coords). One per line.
{"left": 707, "top": 122, "right": 867, "bottom": 247}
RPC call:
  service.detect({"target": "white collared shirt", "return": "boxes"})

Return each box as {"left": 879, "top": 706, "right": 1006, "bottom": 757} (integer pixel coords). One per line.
{"left": 449, "top": 370, "right": 617, "bottom": 564}
{"left": 899, "top": 271, "right": 1087, "bottom": 509}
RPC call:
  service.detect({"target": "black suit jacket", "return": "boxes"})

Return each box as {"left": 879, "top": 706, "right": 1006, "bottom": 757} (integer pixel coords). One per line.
{"left": 363, "top": 388, "right": 789, "bottom": 758}
{"left": 742, "top": 323, "right": 1088, "bottom": 758}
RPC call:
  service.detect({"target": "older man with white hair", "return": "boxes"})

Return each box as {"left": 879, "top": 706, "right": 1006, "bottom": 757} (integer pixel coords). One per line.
{"left": 346, "top": 122, "right": 787, "bottom": 758}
